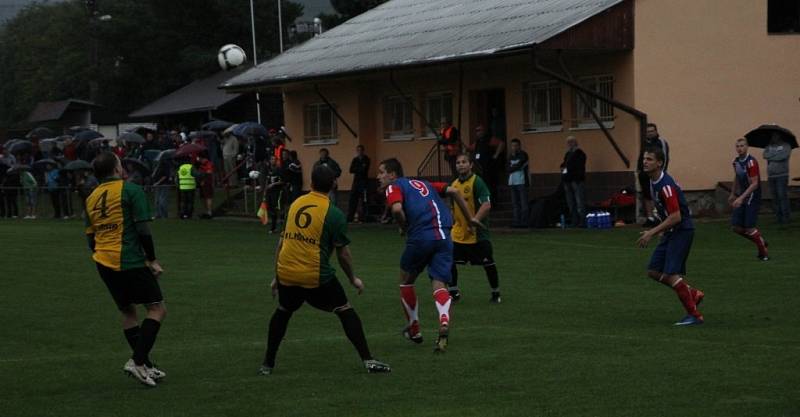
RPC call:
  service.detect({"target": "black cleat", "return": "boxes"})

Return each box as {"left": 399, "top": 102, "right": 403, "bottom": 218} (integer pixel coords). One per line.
{"left": 757, "top": 254, "right": 769, "bottom": 261}
{"left": 364, "top": 359, "right": 391, "bottom": 373}
{"left": 449, "top": 289, "right": 462, "bottom": 302}
{"left": 402, "top": 325, "right": 423, "bottom": 344}
{"left": 489, "top": 292, "right": 502, "bottom": 304}
{"left": 258, "top": 365, "right": 273, "bottom": 376}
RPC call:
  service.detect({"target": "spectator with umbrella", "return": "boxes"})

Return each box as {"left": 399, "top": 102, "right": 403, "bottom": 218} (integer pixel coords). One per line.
{"left": 43, "top": 160, "right": 69, "bottom": 219}
{"left": 746, "top": 125, "right": 797, "bottom": 225}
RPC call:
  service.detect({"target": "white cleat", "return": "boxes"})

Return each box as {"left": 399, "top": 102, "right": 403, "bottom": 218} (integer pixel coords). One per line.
{"left": 146, "top": 364, "right": 166, "bottom": 380}
{"left": 123, "top": 359, "right": 157, "bottom": 387}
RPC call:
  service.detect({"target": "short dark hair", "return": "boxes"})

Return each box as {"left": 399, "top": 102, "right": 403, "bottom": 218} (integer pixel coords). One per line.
{"left": 644, "top": 146, "right": 665, "bottom": 163}
{"left": 93, "top": 151, "right": 119, "bottom": 179}
{"left": 647, "top": 123, "right": 658, "bottom": 130}
{"left": 380, "top": 158, "right": 404, "bottom": 178}
{"left": 311, "top": 164, "right": 336, "bottom": 193}
{"left": 319, "top": 148, "right": 329, "bottom": 155}
{"left": 455, "top": 152, "right": 473, "bottom": 163}
{"left": 510, "top": 138, "right": 521, "bottom": 145}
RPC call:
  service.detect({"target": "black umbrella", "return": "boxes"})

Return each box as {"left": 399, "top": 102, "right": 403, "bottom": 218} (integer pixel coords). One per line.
{"left": 202, "top": 119, "right": 234, "bottom": 131}
{"left": 8, "top": 140, "right": 34, "bottom": 154}
{"left": 7, "top": 164, "right": 31, "bottom": 174}
{"left": 26, "top": 126, "right": 55, "bottom": 139}
{"left": 119, "top": 132, "right": 146, "bottom": 144}
{"left": 39, "top": 138, "right": 60, "bottom": 151}
{"left": 744, "top": 124, "right": 798, "bottom": 149}
{"left": 122, "top": 158, "right": 150, "bottom": 176}
{"left": 64, "top": 160, "right": 93, "bottom": 171}
{"left": 74, "top": 130, "right": 104, "bottom": 142}
{"left": 131, "top": 126, "right": 157, "bottom": 135}
{"left": 156, "top": 149, "right": 176, "bottom": 161}
{"left": 232, "top": 122, "right": 268, "bottom": 138}
{"left": 89, "top": 137, "right": 112, "bottom": 148}
{"left": 32, "top": 158, "right": 59, "bottom": 170}
{"left": 189, "top": 130, "right": 218, "bottom": 142}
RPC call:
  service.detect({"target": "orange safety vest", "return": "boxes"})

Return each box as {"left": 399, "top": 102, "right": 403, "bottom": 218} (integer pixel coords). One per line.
{"left": 440, "top": 126, "right": 460, "bottom": 156}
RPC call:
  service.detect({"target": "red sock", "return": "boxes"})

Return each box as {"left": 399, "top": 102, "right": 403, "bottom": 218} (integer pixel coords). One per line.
{"left": 433, "top": 288, "right": 451, "bottom": 327}
{"left": 400, "top": 285, "right": 418, "bottom": 325}
{"left": 747, "top": 229, "right": 768, "bottom": 255}
{"left": 673, "top": 280, "right": 700, "bottom": 318}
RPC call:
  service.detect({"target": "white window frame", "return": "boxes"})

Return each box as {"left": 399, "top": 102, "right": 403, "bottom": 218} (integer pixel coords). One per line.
{"left": 303, "top": 103, "right": 338, "bottom": 145}
{"left": 572, "top": 75, "right": 615, "bottom": 130}
{"left": 522, "top": 80, "right": 563, "bottom": 133}
{"left": 382, "top": 95, "right": 415, "bottom": 141}
{"left": 421, "top": 92, "right": 453, "bottom": 139}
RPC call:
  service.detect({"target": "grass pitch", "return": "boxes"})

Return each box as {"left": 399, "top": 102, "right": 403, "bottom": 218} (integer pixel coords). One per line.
{"left": 1, "top": 218, "right": 798, "bottom": 417}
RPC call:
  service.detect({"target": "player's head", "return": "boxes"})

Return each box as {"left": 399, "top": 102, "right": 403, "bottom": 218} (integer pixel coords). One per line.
{"left": 510, "top": 138, "right": 521, "bottom": 152}
{"left": 455, "top": 153, "right": 473, "bottom": 176}
{"left": 93, "top": 151, "right": 122, "bottom": 179}
{"left": 735, "top": 137, "right": 748, "bottom": 156}
{"left": 311, "top": 164, "right": 336, "bottom": 193}
{"left": 646, "top": 123, "right": 659, "bottom": 139}
{"left": 378, "top": 158, "right": 403, "bottom": 188}
{"left": 642, "top": 147, "right": 665, "bottom": 174}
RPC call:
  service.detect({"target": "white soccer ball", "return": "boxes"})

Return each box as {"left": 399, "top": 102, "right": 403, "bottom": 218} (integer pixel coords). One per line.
{"left": 248, "top": 170, "right": 260, "bottom": 179}
{"left": 217, "top": 44, "right": 247, "bottom": 70}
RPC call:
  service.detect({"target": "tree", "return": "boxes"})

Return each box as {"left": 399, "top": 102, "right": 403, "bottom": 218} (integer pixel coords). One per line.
{"left": 0, "top": 0, "right": 304, "bottom": 129}
{"left": 316, "top": 0, "right": 387, "bottom": 32}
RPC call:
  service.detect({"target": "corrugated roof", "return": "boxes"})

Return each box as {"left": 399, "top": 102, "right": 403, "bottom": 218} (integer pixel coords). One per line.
{"left": 129, "top": 68, "right": 246, "bottom": 118}
{"left": 28, "top": 99, "right": 99, "bottom": 123}
{"left": 222, "top": 0, "right": 623, "bottom": 90}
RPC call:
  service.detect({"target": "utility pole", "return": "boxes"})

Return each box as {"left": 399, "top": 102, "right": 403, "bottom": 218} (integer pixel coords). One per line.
{"left": 249, "top": 0, "right": 262, "bottom": 123}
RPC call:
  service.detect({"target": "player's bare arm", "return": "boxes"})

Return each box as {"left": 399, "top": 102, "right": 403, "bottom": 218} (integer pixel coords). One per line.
{"left": 733, "top": 173, "right": 760, "bottom": 208}
{"left": 390, "top": 201, "right": 408, "bottom": 234}
{"left": 446, "top": 186, "right": 485, "bottom": 230}
{"left": 136, "top": 221, "right": 163, "bottom": 277}
{"left": 638, "top": 210, "right": 681, "bottom": 247}
{"left": 336, "top": 245, "right": 363, "bottom": 294}
{"left": 271, "top": 238, "right": 284, "bottom": 297}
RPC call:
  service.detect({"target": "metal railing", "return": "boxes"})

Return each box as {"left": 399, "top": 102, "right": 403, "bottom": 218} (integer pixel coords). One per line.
{"left": 416, "top": 143, "right": 456, "bottom": 181}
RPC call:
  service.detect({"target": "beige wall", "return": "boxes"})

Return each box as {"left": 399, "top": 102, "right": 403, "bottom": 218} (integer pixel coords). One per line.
{"left": 281, "top": 53, "right": 639, "bottom": 190}
{"left": 634, "top": 0, "right": 800, "bottom": 190}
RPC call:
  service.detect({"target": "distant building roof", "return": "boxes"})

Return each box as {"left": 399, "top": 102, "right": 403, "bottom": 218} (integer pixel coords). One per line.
{"left": 27, "top": 99, "right": 100, "bottom": 123}
{"left": 222, "top": 0, "right": 624, "bottom": 90}
{"left": 129, "top": 68, "right": 246, "bottom": 118}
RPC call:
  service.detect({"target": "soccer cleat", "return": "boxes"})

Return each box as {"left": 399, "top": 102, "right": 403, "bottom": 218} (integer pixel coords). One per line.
{"left": 757, "top": 254, "right": 769, "bottom": 261}
{"left": 363, "top": 359, "right": 391, "bottom": 373}
{"left": 433, "top": 324, "right": 449, "bottom": 353}
{"left": 693, "top": 289, "right": 705, "bottom": 307}
{"left": 123, "top": 359, "right": 157, "bottom": 387}
{"left": 674, "top": 315, "right": 704, "bottom": 326}
{"left": 146, "top": 363, "right": 166, "bottom": 380}
{"left": 449, "top": 289, "right": 462, "bottom": 302}
{"left": 402, "top": 324, "right": 423, "bottom": 344}
{"left": 258, "top": 365, "right": 273, "bottom": 376}
{"left": 490, "top": 292, "right": 502, "bottom": 304}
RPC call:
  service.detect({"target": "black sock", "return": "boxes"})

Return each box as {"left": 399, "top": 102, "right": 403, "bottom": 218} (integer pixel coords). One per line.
{"left": 133, "top": 319, "right": 161, "bottom": 366}
{"left": 336, "top": 308, "right": 372, "bottom": 361}
{"left": 264, "top": 309, "right": 292, "bottom": 368}
{"left": 484, "top": 264, "right": 499, "bottom": 291}
{"left": 450, "top": 264, "right": 459, "bottom": 289}
{"left": 124, "top": 326, "right": 140, "bottom": 352}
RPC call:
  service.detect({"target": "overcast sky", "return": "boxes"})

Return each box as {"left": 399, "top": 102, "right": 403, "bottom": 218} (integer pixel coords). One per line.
{"left": 0, "top": 0, "right": 333, "bottom": 26}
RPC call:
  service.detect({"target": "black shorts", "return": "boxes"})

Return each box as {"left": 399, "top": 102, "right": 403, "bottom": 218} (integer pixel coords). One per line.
{"left": 97, "top": 263, "right": 163, "bottom": 310}
{"left": 637, "top": 171, "right": 652, "bottom": 199}
{"left": 277, "top": 278, "right": 349, "bottom": 313}
{"left": 453, "top": 240, "right": 495, "bottom": 266}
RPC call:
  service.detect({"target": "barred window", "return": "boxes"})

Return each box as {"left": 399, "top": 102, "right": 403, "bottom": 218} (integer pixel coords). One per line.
{"left": 383, "top": 96, "right": 414, "bottom": 140}
{"left": 573, "top": 75, "right": 614, "bottom": 129}
{"left": 304, "top": 103, "right": 338, "bottom": 144}
{"left": 423, "top": 92, "right": 453, "bottom": 138}
{"left": 769, "top": 0, "right": 800, "bottom": 34}
{"left": 522, "top": 81, "right": 562, "bottom": 132}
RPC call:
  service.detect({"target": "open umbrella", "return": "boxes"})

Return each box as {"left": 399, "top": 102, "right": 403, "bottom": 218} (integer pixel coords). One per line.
{"left": 64, "top": 160, "right": 93, "bottom": 171}
{"left": 131, "top": 126, "right": 157, "bottom": 135}
{"left": 122, "top": 158, "right": 150, "bottom": 176}
{"left": 189, "top": 130, "right": 218, "bottom": 143}
{"left": 7, "top": 164, "right": 31, "bottom": 174}
{"left": 744, "top": 124, "right": 798, "bottom": 149}
{"left": 119, "top": 132, "right": 146, "bottom": 144}
{"left": 222, "top": 124, "right": 238, "bottom": 136}
{"left": 142, "top": 149, "right": 162, "bottom": 162}
{"left": 232, "top": 122, "right": 268, "bottom": 138}
{"left": 39, "top": 138, "right": 61, "bottom": 152}
{"left": 89, "top": 137, "right": 112, "bottom": 148}
{"left": 74, "top": 130, "right": 103, "bottom": 143}
{"left": 26, "top": 126, "right": 55, "bottom": 139}
{"left": 156, "top": 149, "right": 176, "bottom": 161}
{"left": 32, "top": 158, "right": 59, "bottom": 170}
{"left": 8, "top": 140, "right": 34, "bottom": 154}
{"left": 174, "top": 143, "right": 206, "bottom": 158}
{"left": 202, "top": 119, "right": 234, "bottom": 131}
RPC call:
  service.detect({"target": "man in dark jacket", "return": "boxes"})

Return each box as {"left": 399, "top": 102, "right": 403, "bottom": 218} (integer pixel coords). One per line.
{"left": 347, "top": 145, "right": 370, "bottom": 223}
{"left": 560, "top": 136, "right": 587, "bottom": 227}
{"left": 506, "top": 138, "right": 529, "bottom": 228}
{"left": 313, "top": 148, "right": 342, "bottom": 204}
{"left": 637, "top": 123, "right": 670, "bottom": 225}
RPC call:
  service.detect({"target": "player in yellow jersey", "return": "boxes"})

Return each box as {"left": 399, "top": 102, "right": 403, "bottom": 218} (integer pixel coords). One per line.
{"left": 85, "top": 152, "right": 166, "bottom": 387}
{"left": 259, "top": 165, "right": 390, "bottom": 375}
{"left": 448, "top": 154, "right": 501, "bottom": 303}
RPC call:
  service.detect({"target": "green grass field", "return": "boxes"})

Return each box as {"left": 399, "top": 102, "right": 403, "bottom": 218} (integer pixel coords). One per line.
{"left": 1, "top": 218, "right": 799, "bottom": 417}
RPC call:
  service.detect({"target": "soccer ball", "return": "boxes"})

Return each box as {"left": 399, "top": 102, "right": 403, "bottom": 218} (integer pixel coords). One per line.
{"left": 248, "top": 170, "right": 260, "bottom": 179}
{"left": 217, "top": 44, "right": 247, "bottom": 70}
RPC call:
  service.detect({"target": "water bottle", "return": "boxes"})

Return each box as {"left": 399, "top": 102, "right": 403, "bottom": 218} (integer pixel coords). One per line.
{"left": 587, "top": 212, "right": 597, "bottom": 229}
{"left": 601, "top": 211, "right": 609, "bottom": 229}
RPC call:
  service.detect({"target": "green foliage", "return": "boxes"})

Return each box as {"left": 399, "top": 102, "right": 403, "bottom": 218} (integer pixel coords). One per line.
{"left": 0, "top": 219, "right": 798, "bottom": 416}
{"left": 0, "top": 0, "right": 304, "bottom": 128}
{"left": 317, "top": 0, "right": 387, "bottom": 32}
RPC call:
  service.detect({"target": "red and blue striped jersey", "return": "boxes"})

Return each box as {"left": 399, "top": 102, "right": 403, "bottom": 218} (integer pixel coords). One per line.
{"left": 733, "top": 155, "right": 761, "bottom": 199}
{"left": 650, "top": 171, "right": 694, "bottom": 231}
{"left": 385, "top": 178, "right": 451, "bottom": 241}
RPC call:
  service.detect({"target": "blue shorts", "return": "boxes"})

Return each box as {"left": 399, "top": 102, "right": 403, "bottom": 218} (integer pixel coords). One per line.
{"left": 400, "top": 239, "right": 453, "bottom": 283}
{"left": 647, "top": 229, "right": 694, "bottom": 276}
{"left": 731, "top": 197, "right": 760, "bottom": 228}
